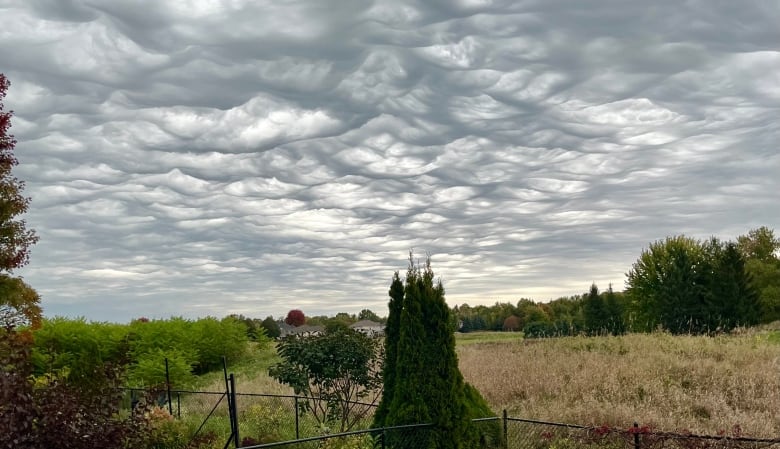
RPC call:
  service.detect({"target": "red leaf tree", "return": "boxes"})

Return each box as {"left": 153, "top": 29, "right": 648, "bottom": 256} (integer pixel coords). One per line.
{"left": 285, "top": 309, "right": 306, "bottom": 327}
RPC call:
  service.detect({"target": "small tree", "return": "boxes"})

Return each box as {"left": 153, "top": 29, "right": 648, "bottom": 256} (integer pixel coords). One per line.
{"left": 285, "top": 309, "right": 306, "bottom": 327}
{"left": 269, "top": 327, "right": 383, "bottom": 432}
{"left": 502, "top": 315, "right": 521, "bottom": 332}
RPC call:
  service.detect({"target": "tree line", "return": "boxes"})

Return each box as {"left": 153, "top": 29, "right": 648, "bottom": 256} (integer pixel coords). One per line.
{"left": 454, "top": 226, "right": 780, "bottom": 336}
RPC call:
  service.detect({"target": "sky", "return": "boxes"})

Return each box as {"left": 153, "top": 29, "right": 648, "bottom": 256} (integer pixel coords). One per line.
{"left": 1, "top": 0, "right": 779, "bottom": 322}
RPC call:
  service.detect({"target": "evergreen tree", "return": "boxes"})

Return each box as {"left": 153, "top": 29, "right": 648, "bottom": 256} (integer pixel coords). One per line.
{"left": 380, "top": 255, "right": 498, "bottom": 449}
{"left": 583, "top": 283, "right": 606, "bottom": 335}
{"left": 708, "top": 242, "right": 759, "bottom": 330}
{"left": 603, "top": 284, "right": 626, "bottom": 335}
{"left": 372, "top": 272, "right": 403, "bottom": 428}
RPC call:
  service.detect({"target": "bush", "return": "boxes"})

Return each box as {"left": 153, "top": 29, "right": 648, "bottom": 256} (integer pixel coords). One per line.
{"left": 31, "top": 317, "right": 129, "bottom": 386}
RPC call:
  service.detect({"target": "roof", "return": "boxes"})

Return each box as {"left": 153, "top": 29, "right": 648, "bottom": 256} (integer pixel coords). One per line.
{"left": 350, "top": 320, "right": 384, "bottom": 328}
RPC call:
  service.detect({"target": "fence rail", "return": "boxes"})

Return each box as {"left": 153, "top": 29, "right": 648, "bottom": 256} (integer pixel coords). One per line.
{"left": 121, "top": 387, "right": 780, "bottom": 449}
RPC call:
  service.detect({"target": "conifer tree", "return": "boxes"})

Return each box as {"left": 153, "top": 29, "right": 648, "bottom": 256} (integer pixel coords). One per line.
{"left": 373, "top": 271, "right": 404, "bottom": 428}
{"left": 379, "top": 255, "right": 498, "bottom": 449}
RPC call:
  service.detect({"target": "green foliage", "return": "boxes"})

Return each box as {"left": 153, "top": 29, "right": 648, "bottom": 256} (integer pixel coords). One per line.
{"left": 373, "top": 271, "right": 404, "bottom": 429}
{"left": 32, "top": 317, "right": 129, "bottom": 387}
{"left": 129, "top": 348, "right": 196, "bottom": 389}
{"left": 269, "top": 327, "right": 383, "bottom": 432}
{"left": 583, "top": 284, "right": 607, "bottom": 335}
{"left": 261, "top": 316, "right": 281, "bottom": 339}
{"left": 31, "top": 316, "right": 250, "bottom": 390}
{"left": 380, "top": 255, "right": 493, "bottom": 449}
{"left": 626, "top": 235, "right": 759, "bottom": 334}
{"left": 737, "top": 226, "right": 779, "bottom": 263}
{"left": 0, "top": 274, "right": 41, "bottom": 329}
{"left": 190, "top": 316, "right": 249, "bottom": 373}
{"left": 0, "top": 328, "right": 150, "bottom": 449}
{"left": 738, "top": 227, "right": 780, "bottom": 322}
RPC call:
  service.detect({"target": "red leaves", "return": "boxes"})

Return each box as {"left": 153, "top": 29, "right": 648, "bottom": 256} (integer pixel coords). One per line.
{"left": 285, "top": 309, "right": 306, "bottom": 326}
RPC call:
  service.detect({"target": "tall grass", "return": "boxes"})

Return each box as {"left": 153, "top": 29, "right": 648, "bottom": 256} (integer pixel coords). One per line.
{"left": 457, "top": 330, "right": 780, "bottom": 437}
{"left": 175, "top": 329, "right": 780, "bottom": 443}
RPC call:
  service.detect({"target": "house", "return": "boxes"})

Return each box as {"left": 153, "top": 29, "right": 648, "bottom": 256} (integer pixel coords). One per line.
{"left": 277, "top": 322, "right": 325, "bottom": 338}
{"left": 349, "top": 320, "right": 385, "bottom": 337}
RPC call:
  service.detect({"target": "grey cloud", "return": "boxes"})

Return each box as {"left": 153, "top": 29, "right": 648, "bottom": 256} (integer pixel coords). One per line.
{"left": 2, "top": 0, "right": 779, "bottom": 321}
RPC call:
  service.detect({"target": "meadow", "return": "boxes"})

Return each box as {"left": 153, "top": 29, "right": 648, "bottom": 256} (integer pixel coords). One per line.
{"left": 179, "top": 328, "right": 780, "bottom": 443}
{"left": 457, "top": 329, "right": 780, "bottom": 437}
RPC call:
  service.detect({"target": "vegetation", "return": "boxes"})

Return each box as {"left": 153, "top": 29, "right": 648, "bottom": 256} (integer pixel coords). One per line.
{"left": 458, "top": 329, "right": 780, "bottom": 437}
{"left": 269, "top": 327, "right": 383, "bottom": 432}
{"left": 285, "top": 309, "right": 306, "bottom": 326}
{"left": 0, "top": 74, "right": 40, "bottom": 330}
{"left": 626, "top": 236, "right": 759, "bottom": 333}
{"left": 376, "top": 255, "right": 499, "bottom": 449}
{"left": 30, "top": 315, "right": 258, "bottom": 389}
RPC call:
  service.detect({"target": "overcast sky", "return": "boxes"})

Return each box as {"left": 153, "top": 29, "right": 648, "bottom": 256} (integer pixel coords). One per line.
{"left": 2, "top": 0, "right": 779, "bottom": 322}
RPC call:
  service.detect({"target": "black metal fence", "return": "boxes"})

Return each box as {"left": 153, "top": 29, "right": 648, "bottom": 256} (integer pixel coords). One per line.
{"left": 122, "top": 387, "right": 780, "bottom": 449}
{"left": 236, "top": 418, "right": 780, "bottom": 449}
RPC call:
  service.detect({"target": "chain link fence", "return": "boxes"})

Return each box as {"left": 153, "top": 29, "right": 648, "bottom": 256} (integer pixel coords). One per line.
{"left": 122, "top": 388, "right": 780, "bottom": 449}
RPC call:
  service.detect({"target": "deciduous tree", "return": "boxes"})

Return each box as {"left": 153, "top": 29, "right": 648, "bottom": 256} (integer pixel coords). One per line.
{"left": 269, "top": 327, "right": 383, "bottom": 432}
{"left": 285, "top": 309, "right": 306, "bottom": 327}
{"left": 0, "top": 74, "right": 40, "bottom": 330}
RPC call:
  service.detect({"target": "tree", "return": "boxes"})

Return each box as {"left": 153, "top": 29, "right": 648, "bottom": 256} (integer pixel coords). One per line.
{"left": 358, "top": 308, "right": 382, "bottom": 322}
{"left": 378, "top": 255, "right": 498, "bottom": 449}
{"left": 737, "top": 226, "right": 780, "bottom": 263}
{"left": 626, "top": 235, "right": 759, "bottom": 334}
{"left": 0, "top": 74, "right": 40, "bottom": 329}
{"left": 736, "top": 227, "right": 780, "bottom": 322}
{"left": 372, "top": 272, "right": 404, "bottom": 428}
{"left": 269, "top": 327, "right": 383, "bottom": 432}
{"left": 0, "top": 275, "right": 41, "bottom": 329}
{"left": 705, "top": 241, "right": 760, "bottom": 329}
{"left": 284, "top": 309, "right": 306, "bottom": 327}
{"left": 502, "top": 315, "right": 521, "bottom": 331}
{"left": 626, "top": 236, "right": 710, "bottom": 333}
{"left": 603, "top": 284, "right": 626, "bottom": 335}
{"left": 260, "top": 316, "right": 281, "bottom": 338}
{"left": 583, "top": 283, "right": 607, "bottom": 335}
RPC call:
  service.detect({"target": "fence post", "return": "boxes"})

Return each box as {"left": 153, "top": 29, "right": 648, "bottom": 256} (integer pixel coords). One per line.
{"left": 503, "top": 409, "right": 508, "bottom": 449}
{"left": 165, "top": 358, "right": 173, "bottom": 416}
{"left": 633, "top": 422, "right": 640, "bottom": 449}
{"left": 381, "top": 429, "right": 386, "bottom": 449}
{"left": 229, "top": 374, "right": 239, "bottom": 448}
{"left": 294, "top": 396, "right": 300, "bottom": 440}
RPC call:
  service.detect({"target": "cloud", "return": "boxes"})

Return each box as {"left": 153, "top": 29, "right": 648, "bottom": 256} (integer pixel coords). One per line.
{"left": 2, "top": 0, "right": 778, "bottom": 321}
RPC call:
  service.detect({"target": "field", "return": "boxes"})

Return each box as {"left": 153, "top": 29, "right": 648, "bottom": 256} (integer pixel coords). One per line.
{"left": 180, "top": 328, "right": 780, "bottom": 442}
{"left": 458, "top": 330, "right": 780, "bottom": 437}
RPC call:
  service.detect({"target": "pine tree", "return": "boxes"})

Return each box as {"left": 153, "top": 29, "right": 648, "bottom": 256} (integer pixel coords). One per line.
{"left": 380, "top": 255, "right": 498, "bottom": 449}
{"left": 583, "top": 283, "right": 606, "bottom": 335}
{"left": 373, "top": 271, "right": 404, "bottom": 428}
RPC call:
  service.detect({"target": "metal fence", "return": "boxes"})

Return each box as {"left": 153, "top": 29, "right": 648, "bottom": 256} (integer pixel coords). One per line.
{"left": 121, "top": 387, "right": 780, "bottom": 449}
{"left": 230, "top": 417, "right": 780, "bottom": 449}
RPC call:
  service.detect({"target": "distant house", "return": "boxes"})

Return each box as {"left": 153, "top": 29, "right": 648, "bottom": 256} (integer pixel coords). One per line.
{"left": 278, "top": 322, "right": 325, "bottom": 338}
{"left": 350, "top": 320, "right": 385, "bottom": 337}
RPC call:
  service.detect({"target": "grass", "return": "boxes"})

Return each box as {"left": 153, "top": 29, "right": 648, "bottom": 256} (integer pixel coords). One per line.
{"left": 456, "top": 331, "right": 524, "bottom": 345}
{"left": 457, "top": 329, "right": 780, "bottom": 437}
{"left": 173, "top": 328, "right": 780, "bottom": 445}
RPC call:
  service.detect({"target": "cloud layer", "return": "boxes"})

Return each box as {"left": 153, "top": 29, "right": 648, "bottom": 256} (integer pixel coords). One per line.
{"left": 2, "top": 0, "right": 779, "bottom": 321}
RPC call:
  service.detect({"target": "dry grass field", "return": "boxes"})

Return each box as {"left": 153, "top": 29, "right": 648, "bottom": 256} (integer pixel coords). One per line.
{"left": 457, "top": 330, "right": 780, "bottom": 437}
